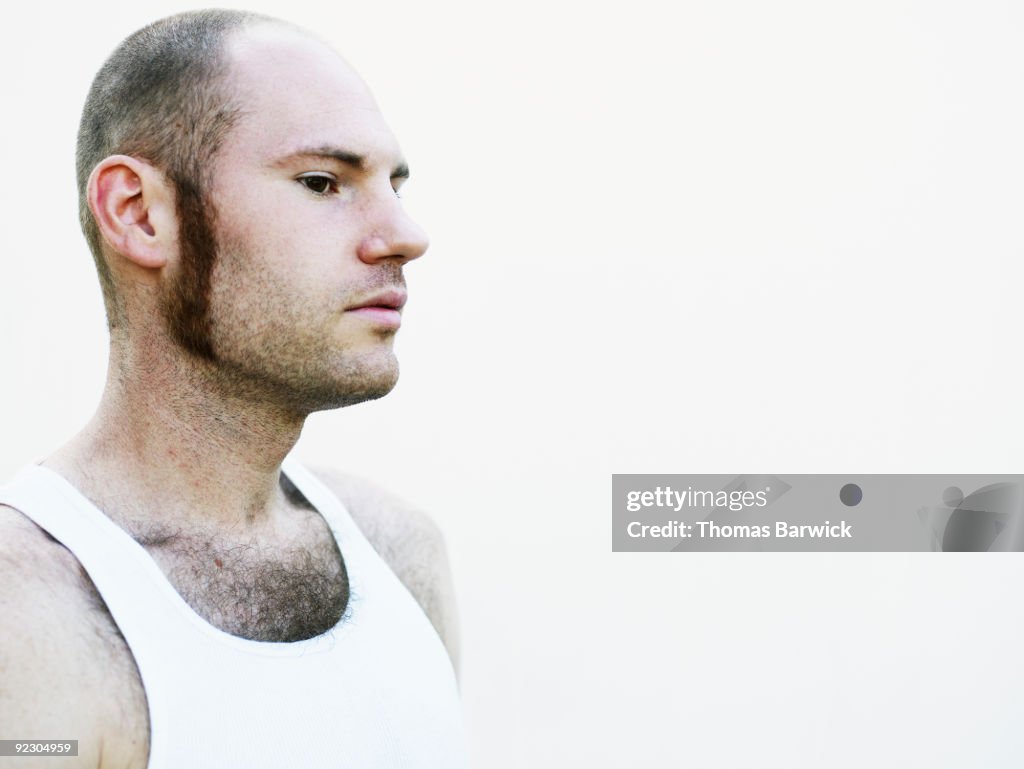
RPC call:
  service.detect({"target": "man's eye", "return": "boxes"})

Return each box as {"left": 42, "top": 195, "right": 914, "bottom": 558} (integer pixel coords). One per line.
{"left": 297, "top": 175, "right": 336, "bottom": 195}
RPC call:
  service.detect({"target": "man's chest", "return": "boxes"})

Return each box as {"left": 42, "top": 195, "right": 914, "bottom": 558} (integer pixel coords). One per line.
{"left": 140, "top": 510, "right": 350, "bottom": 642}
{"left": 74, "top": 507, "right": 351, "bottom": 769}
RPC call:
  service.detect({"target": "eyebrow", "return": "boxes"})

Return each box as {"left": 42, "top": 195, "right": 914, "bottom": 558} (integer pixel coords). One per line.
{"left": 278, "top": 146, "right": 410, "bottom": 179}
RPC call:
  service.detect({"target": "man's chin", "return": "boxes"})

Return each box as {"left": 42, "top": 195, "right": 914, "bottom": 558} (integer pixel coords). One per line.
{"left": 320, "top": 378, "right": 398, "bottom": 411}
{"left": 308, "top": 356, "right": 400, "bottom": 412}
{"left": 190, "top": 336, "right": 402, "bottom": 413}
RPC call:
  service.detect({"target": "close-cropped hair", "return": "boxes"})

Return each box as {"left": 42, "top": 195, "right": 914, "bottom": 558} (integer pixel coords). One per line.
{"left": 75, "top": 9, "right": 266, "bottom": 325}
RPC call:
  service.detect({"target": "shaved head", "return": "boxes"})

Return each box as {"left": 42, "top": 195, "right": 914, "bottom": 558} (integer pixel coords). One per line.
{"left": 76, "top": 9, "right": 272, "bottom": 355}
{"left": 77, "top": 10, "right": 424, "bottom": 412}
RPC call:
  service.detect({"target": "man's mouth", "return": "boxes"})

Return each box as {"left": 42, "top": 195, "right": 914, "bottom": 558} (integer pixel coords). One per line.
{"left": 345, "top": 288, "right": 407, "bottom": 329}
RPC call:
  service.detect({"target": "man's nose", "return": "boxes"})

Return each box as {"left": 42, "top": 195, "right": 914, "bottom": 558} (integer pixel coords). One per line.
{"left": 356, "top": 195, "right": 429, "bottom": 265}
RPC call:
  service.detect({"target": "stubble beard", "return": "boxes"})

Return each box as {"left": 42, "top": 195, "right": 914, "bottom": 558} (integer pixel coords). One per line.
{"left": 157, "top": 177, "right": 401, "bottom": 415}
{"left": 159, "top": 173, "right": 219, "bottom": 363}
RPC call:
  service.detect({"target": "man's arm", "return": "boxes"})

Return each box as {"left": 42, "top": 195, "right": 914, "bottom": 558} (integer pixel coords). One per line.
{"left": 0, "top": 507, "right": 148, "bottom": 769}
{"left": 311, "top": 471, "right": 461, "bottom": 677}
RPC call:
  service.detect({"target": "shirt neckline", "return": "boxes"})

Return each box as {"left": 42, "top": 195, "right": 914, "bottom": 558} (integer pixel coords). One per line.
{"left": 28, "top": 459, "right": 359, "bottom": 658}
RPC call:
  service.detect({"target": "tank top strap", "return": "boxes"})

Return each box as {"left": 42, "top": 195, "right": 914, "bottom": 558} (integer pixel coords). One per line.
{"left": 280, "top": 457, "right": 365, "bottom": 544}
{"left": 280, "top": 457, "right": 400, "bottom": 600}
{"left": 0, "top": 464, "right": 190, "bottom": 641}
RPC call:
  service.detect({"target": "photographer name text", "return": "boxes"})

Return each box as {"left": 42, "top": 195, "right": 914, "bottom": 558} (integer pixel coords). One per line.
{"left": 626, "top": 520, "right": 852, "bottom": 539}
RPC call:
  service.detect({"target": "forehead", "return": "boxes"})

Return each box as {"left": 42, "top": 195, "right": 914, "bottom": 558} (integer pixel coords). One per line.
{"left": 221, "top": 25, "right": 402, "bottom": 166}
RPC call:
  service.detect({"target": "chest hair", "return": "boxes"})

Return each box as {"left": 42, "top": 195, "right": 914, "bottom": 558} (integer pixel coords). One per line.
{"left": 134, "top": 488, "right": 350, "bottom": 643}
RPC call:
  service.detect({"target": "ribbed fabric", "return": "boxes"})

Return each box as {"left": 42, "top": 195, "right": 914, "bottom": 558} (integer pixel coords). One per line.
{"left": 0, "top": 457, "right": 468, "bottom": 769}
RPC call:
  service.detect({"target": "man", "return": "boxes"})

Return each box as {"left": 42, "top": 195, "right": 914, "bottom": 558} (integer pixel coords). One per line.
{"left": 0, "top": 9, "right": 466, "bottom": 768}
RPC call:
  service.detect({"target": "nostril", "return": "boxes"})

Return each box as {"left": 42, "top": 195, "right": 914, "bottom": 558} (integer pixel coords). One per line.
{"left": 356, "top": 235, "right": 390, "bottom": 263}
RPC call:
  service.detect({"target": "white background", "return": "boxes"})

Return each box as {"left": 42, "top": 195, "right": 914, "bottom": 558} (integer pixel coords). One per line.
{"left": 3, "top": 1, "right": 1024, "bottom": 767}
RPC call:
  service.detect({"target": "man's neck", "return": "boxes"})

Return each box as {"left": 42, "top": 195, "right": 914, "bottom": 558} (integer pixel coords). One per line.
{"left": 45, "top": 345, "right": 308, "bottom": 533}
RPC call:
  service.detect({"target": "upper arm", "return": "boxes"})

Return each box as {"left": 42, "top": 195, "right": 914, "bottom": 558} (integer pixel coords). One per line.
{"left": 0, "top": 507, "right": 106, "bottom": 768}
{"left": 311, "top": 471, "right": 461, "bottom": 677}
{"left": 0, "top": 506, "right": 147, "bottom": 769}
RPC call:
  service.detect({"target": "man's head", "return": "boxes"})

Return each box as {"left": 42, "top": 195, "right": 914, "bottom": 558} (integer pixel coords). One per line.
{"left": 77, "top": 10, "right": 428, "bottom": 413}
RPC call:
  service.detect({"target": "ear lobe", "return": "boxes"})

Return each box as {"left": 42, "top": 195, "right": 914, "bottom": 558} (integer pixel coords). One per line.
{"left": 88, "top": 155, "right": 170, "bottom": 270}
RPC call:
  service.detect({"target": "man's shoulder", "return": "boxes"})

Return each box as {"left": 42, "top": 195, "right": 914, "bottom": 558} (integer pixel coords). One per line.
{"left": 0, "top": 503, "right": 90, "bottom": 604}
{"left": 0, "top": 506, "right": 148, "bottom": 768}
{"left": 0, "top": 505, "right": 96, "bottom": 674}
{"left": 310, "top": 469, "right": 447, "bottom": 562}
{"left": 309, "top": 469, "right": 461, "bottom": 673}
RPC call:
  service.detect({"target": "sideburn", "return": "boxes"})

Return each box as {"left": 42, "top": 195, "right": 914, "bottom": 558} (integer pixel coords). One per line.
{"left": 162, "top": 173, "right": 219, "bottom": 361}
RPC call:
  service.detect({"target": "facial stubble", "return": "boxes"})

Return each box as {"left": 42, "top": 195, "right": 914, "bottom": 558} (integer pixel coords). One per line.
{"left": 158, "top": 177, "right": 402, "bottom": 414}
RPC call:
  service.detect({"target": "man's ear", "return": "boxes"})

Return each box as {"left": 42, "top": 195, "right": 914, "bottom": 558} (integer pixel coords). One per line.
{"left": 88, "top": 155, "right": 175, "bottom": 270}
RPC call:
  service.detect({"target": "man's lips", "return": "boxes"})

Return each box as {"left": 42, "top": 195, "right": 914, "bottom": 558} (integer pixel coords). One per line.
{"left": 347, "top": 289, "right": 407, "bottom": 311}
{"left": 345, "top": 288, "right": 407, "bottom": 329}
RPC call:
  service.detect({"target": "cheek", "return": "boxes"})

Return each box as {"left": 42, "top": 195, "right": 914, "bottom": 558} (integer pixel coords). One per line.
{"left": 207, "top": 186, "right": 364, "bottom": 330}
{"left": 221, "top": 203, "right": 355, "bottom": 283}
{"left": 209, "top": 237, "right": 346, "bottom": 349}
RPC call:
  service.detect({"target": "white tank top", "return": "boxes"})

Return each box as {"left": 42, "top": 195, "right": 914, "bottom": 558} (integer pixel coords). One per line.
{"left": 0, "top": 457, "right": 468, "bottom": 769}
